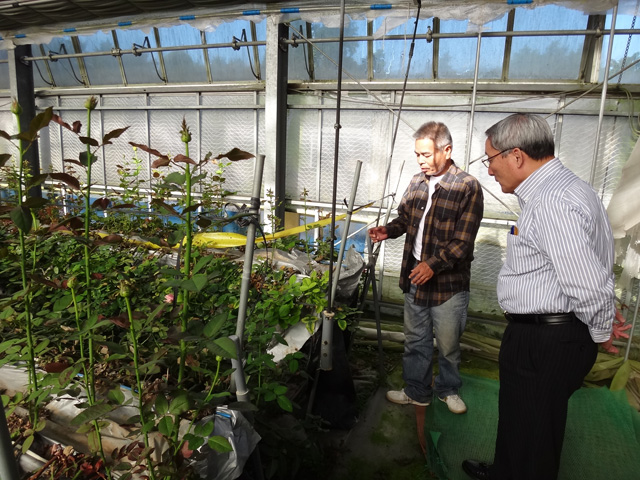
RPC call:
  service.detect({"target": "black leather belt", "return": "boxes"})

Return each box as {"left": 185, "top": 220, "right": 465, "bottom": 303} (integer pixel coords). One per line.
{"left": 504, "top": 312, "right": 578, "bottom": 325}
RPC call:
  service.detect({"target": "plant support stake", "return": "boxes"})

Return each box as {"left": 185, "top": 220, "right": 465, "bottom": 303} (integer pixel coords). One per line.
{"left": 0, "top": 406, "right": 20, "bottom": 480}
{"left": 235, "top": 154, "right": 266, "bottom": 349}
{"left": 329, "top": 159, "right": 362, "bottom": 304}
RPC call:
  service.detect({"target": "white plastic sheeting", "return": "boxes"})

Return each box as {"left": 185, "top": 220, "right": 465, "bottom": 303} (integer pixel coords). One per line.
{"left": 0, "top": 0, "right": 627, "bottom": 50}
{"left": 608, "top": 136, "right": 640, "bottom": 285}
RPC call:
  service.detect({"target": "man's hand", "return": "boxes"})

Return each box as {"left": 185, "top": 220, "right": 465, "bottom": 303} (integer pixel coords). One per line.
{"left": 368, "top": 226, "right": 388, "bottom": 244}
{"left": 600, "top": 308, "right": 633, "bottom": 354}
{"left": 409, "top": 261, "right": 434, "bottom": 285}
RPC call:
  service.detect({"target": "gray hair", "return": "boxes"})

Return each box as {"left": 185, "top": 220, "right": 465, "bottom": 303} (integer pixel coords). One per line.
{"left": 413, "top": 121, "right": 453, "bottom": 151}
{"left": 485, "top": 114, "right": 555, "bottom": 160}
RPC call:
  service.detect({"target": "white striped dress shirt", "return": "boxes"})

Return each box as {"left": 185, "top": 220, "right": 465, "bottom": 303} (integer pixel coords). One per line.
{"left": 497, "top": 158, "right": 615, "bottom": 343}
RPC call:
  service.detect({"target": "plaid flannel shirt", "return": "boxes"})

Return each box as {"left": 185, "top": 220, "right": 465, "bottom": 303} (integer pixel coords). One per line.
{"left": 385, "top": 162, "right": 484, "bottom": 306}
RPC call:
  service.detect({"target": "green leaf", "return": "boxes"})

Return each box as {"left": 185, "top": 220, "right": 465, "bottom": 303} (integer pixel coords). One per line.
{"left": 155, "top": 394, "right": 169, "bottom": 415}
{"left": 108, "top": 387, "right": 125, "bottom": 405}
{"left": 168, "top": 391, "right": 190, "bottom": 415}
{"left": 278, "top": 304, "right": 291, "bottom": 318}
{"left": 157, "top": 416, "right": 174, "bottom": 437}
{"left": 213, "top": 337, "right": 237, "bottom": 359}
{"left": 164, "top": 172, "right": 186, "bottom": 186}
{"left": 22, "top": 434, "right": 34, "bottom": 454}
{"left": 273, "top": 385, "right": 287, "bottom": 396}
{"left": 53, "top": 294, "right": 73, "bottom": 312}
{"left": 192, "top": 274, "right": 208, "bottom": 292}
{"left": 10, "top": 205, "right": 32, "bottom": 233}
{"left": 203, "top": 313, "right": 228, "bottom": 338}
{"left": 88, "top": 429, "right": 101, "bottom": 452}
{"left": 208, "top": 435, "right": 233, "bottom": 453}
{"left": 194, "top": 420, "right": 215, "bottom": 437}
{"left": 276, "top": 395, "right": 293, "bottom": 412}
{"left": 0, "top": 153, "right": 11, "bottom": 167}
{"left": 30, "top": 107, "right": 53, "bottom": 135}
{"left": 79, "top": 151, "right": 98, "bottom": 167}
{"left": 184, "top": 433, "right": 204, "bottom": 451}
{"left": 71, "top": 403, "right": 114, "bottom": 426}
{"left": 22, "top": 196, "right": 49, "bottom": 209}
{"left": 192, "top": 255, "right": 213, "bottom": 275}
{"left": 1, "top": 395, "right": 9, "bottom": 407}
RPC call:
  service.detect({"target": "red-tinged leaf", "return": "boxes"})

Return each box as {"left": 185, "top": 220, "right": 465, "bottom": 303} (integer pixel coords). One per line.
{"left": 129, "top": 142, "right": 165, "bottom": 158}
{"left": 108, "top": 315, "right": 130, "bottom": 329}
{"left": 10, "top": 206, "right": 32, "bottom": 233}
{"left": 63, "top": 159, "right": 84, "bottom": 168}
{"left": 151, "top": 157, "right": 171, "bottom": 168}
{"left": 79, "top": 136, "right": 99, "bottom": 147}
{"left": 50, "top": 172, "right": 81, "bottom": 190}
{"left": 112, "top": 203, "right": 136, "bottom": 209}
{"left": 0, "top": 130, "right": 12, "bottom": 141}
{"left": 91, "top": 273, "right": 103, "bottom": 279}
{"left": 43, "top": 361, "right": 70, "bottom": 373}
{"left": 196, "top": 218, "right": 212, "bottom": 228}
{"left": 173, "top": 154, "right": 196, "bottom": 165}
{"left": 28, "top": 274, "right": 60, "bottom": 289}
{"left": 182, "top": 203, "right": 201, "bottom": 213}
{"left": 26, "top": 173, "right": 49, "bottom": 188}
{"left": 215, "top": 148, "right": 254, "bottom": 162}
{"left": 29, "top": 107, "right": 53, "bottom": 135}
{"left": 49, "top": 215, "right": 83, "bottom": 233}
{"left": 0, "top": 154, "right": 11, "bottom": 167}
{"left": 72, "top": 121, "right": 82, "bottom": 134}
{"left": 102, "top": 126, "right": 130, "bottom": 145}
{"left": 92, "top": 197, "right": 111, "bottom": 210}
{"left": 151, "top": 199, "right": 180, "bottom": 216}
{"left": 102, "top": 234, "right": 123, "bottom": 244}
{"left": 51, "top": 113, "right": 75, "bottom": 132}
{"left": 22, "top": 197, "right": 49, "bottom": 209}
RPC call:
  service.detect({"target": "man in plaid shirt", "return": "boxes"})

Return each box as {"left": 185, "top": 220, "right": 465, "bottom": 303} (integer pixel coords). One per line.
{"left": 369, "top": 121, "right": 484, "bottom": 414}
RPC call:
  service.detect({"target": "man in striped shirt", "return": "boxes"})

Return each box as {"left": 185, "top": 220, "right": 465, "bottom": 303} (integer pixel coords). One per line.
{"left": 368, "top": 121, "right": 484, "bottom": 414}
{"left": 463, "top": 114, "right": 628, "bottom": 480}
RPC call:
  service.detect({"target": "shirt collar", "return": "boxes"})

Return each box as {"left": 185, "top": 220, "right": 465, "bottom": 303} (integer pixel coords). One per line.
{"left": 423, "top": 160, "right": 459, "bottom": 189}
{"left": 514, "top": 157, "right": 562, "bottom": 204}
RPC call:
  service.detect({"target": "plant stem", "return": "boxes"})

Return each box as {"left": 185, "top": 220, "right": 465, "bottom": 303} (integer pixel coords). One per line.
{"left": 125, "top": 296, "right": 157, "bottom": 480}
{"left": 83, "top": 105, "right": 95, "bottom": 403}
{"left": 178, "top": 144, "right": 193, "bottom": 385}
{"left": 70, "top": 286, "right": 89, "bottom": 381}
{"left": 13, "top": 108, "right": 38, "bottom": 425}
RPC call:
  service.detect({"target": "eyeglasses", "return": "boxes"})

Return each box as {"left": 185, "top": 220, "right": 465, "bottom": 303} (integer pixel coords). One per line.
{"left": 481, "top": 148, "right": 517, "bottom": 168}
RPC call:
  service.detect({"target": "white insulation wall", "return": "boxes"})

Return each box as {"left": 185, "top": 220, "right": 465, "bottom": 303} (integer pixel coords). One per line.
{"left": 1, "top": 90, "right": 635, "bottom": 318}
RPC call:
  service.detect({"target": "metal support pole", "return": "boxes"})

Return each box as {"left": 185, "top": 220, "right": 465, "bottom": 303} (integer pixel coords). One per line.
{"left": 330, "top": 160, "right": 362, "bottom": 303}
{"left": 464, "top": 32, "right": 482, "bottom": 171}
{"left": 0, "top": 406, "right": 20, "bottom": 480}
{"left": 234, "top": 154, "right": 266, "bottom": 349}
{"left": 624, "top": 277, "right": 639, "bottom": 363}
{"left": 590, "top": 5, "right": 617, "bottom": 186}
{"left": 366, "top": 235, "right": 386, "bottom": 381}
{"left": 229, "top": 335, "right": 250, "bottom": 402}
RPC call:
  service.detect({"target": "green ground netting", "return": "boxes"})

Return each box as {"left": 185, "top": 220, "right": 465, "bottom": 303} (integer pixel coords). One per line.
{"left": 425, "top": 373, "right": 640, "bottom": 480}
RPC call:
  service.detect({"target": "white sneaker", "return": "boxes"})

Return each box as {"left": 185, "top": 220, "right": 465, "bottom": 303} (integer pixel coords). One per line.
{"left": 386, "top": 389, "right": 430, "bottom": 407}
{"left": 439, "top": 394, "right": 467, "bottom": 414}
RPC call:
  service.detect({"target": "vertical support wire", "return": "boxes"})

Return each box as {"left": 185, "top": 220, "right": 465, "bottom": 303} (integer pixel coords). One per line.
{"left": 464, "top": 32, "right": 482, "bottom": 171}
{"left": 590, "top": 5, "right": 618, "bottom": 186}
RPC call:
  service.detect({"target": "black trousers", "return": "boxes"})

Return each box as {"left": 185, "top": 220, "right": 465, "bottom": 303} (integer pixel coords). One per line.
{"left": 490, "top": 319, "right": 598, "bottom": 480}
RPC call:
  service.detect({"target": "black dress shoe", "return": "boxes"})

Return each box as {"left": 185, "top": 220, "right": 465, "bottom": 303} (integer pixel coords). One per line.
{"left": 462, "top": 459, "right": 492, "bottom": 480}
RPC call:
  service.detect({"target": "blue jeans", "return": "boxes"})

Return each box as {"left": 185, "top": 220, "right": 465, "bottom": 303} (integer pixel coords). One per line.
{"left": 402, "top": 285, "right": 469, "bottom": 403}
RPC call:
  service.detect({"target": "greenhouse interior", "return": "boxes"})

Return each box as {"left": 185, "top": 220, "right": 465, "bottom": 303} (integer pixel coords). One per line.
{"left": 1, "top": 0, "right": 640, "bottom": 479}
